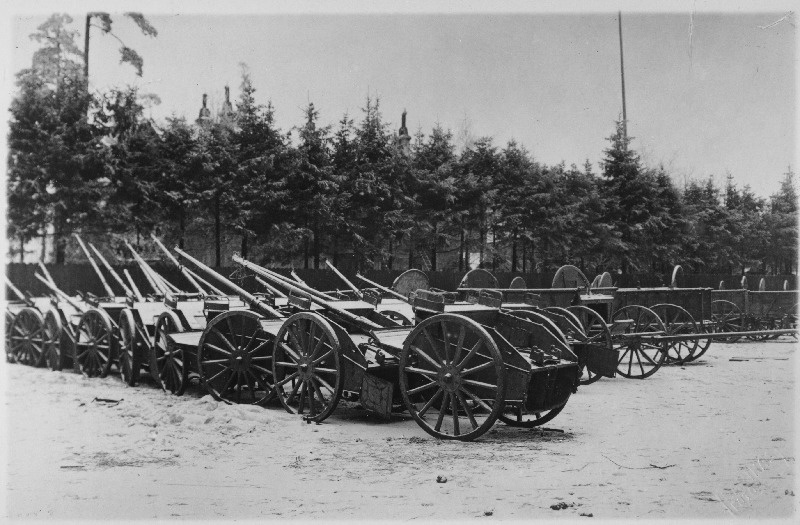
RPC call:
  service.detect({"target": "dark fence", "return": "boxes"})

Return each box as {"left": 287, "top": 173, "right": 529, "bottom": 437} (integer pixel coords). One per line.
{"left": 4, "top": 263, "right": 796, "bottom": 298}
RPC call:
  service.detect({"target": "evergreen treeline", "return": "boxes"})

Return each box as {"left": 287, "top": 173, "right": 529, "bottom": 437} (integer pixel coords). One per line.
{"left": 7, "top": 14, "right": 798, "bottom": 275}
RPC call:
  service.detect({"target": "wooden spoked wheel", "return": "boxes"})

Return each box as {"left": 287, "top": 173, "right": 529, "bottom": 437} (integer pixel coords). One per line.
{"left": 495, "top": 309, "right": 574, "bottom": 428}
{"left": 542, "top": 307, "right": 585, "bottom": 340}
{"left": 117, "top": 309, "right": 141, "bottom": 386}
{"left": 8, "top": 307, "right": 46, "bottom": 367}
{"left": 782, "top": 305, "right": 798, "bottom": 340}
{"left": 273, "top": 312, "right": 342, "bottom": 422}
{"left": 381, "top": 310, "right": 413, "bottom": 327}
{"left": 612, "top": 306, "right": 667, "bottom": 379}
{"left": 567, "top": 305, "right": 613, "bottom": 385}
{"left": 152, "top": 311, "right": 187, "bottom": 395}
{"left": 399, "top": 313, "right": 505, "bottom": 441}
{"left": 710, "top": 300, "right": 744, "bottom": 344}
{"left": 745, "top": 317, "right": 772, "bottom": 342}
{"left": 651, "top": 304, "right": 699, "bottom": 364}
{"left": 552, "top": 265, "right": 591, "bottom": 290}
{"left": 198, "top": 310, "right": 275, "bottom": 405}
{"left": 5, "top": 311, "right": 15, "bottom": 362}
{"left": 688, "top": 324, "right": 713, "bottom": 362}
{"left": 392, "top": 269, "right": 430, "bottom": 297}
{"left": 42, "top": 308, "right": 64, "bottom": 371}
{"left": 75, "top": 308, "right": 116, "bottom": 378}
{"left": 500, "top": 401, "right": 567, "bottom": 428}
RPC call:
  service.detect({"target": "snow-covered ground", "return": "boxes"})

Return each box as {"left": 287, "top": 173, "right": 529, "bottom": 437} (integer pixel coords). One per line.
{"left": 2, "top": 340, "right": 796, "bottom": 521}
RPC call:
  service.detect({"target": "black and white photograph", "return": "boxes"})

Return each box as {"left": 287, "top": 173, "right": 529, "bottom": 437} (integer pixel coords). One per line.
{"left": 2, "top": 0, "right": 797, "bottom": 521}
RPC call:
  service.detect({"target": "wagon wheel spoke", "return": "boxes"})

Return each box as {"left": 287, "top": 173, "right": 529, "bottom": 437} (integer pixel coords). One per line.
{"left": 297, "top": 382, "right": 307, "bottom": 414}
{"left": 312, "top": 349, "right": 333, "bottom": 366}
{"left": 407, "top": 381, "right": 438, "bottom": 396}
{"left": 279, "top": 342, "right": 302, "bottom": 363}
{"left": 251, "top": 364, "right": 273, "bottom": 376}
{"left": 275, "top": 371, "right": 300, "bottom": 388}
{"left": 313, "top": 373, "right": 335, "bottom": 394}
{"left": 456, "top": 390, "right": 478, "bottom": 429}
{"left": 434, "top": 392, "right": 450, "bottom": 432}
{"left": 417, "top": 388, "right": 444, "bottom": 418}
{"left": 286, "top": 379, "right": 302, "bottom": 404}
{"left": 456, "top": 339, "right": 483, "bottom": 371}
{"left": 201, "top": 358, "right": 229, "bottom": 365}
{"left": 440, "top": 321, "right": 452, "bottom": 364}
{"left": 635, "top": 350, "right": 645, "bottom": 375}
{"left": 461, "top": 360, "right": 494, "bottom": 377}
{"left": 450, "top": 394, "right": 461, "bottom": 436}
{"left": 452, "top": 325, "right": 466, "bottom": 365}
{"left": 410, "top": 344, "right": 442, "bottom": 370}
{"left": 208, "top": 328, "right": 237, "bottom": 354}
{"left": 462, "top": 379, "right": 497, "bottom": 391}
{"left": 459, "top": 385, "right": 493, "bottom": 413}
{"left": 218, "top": 370, "right": 237, "bottom": 395}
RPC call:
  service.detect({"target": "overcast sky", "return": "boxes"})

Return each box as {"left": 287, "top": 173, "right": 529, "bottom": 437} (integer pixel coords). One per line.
{"left": 7, "top": 3, "right": 797, "bottom": 196}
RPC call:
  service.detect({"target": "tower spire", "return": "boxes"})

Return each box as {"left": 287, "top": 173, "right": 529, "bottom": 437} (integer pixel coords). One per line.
{"left": 618, "top": 11, "right": 628, "bottom": 147}
{"left": 398, "top": 109, "right": 411, "bottom": 157}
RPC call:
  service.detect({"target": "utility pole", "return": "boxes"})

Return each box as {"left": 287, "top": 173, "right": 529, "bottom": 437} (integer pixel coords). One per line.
{"left": 618, "top": 11, "right": 628, "bottom": 146}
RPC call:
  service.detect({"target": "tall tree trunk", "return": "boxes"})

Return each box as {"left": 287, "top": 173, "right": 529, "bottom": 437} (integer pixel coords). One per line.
{"left": 41, "top": 233, "right": 47, "bottom": 262}
{"left": 387, "top": 239, "right": 394, "bottom": 271}
{"left": 491, "top": 223, "right": 497, "bottom": 272}
{"left": 19, "top": 236, "right": 25, "bottom": 263}
{"left": 333, "top": 233, "right": 339, "bottom": 267}
{"left": 479, "top": 226, "right": 485, "bottom": 268}
{"left": 241, "top": 231, "right": 248, "bottom": 259}
{"left": 84, "top": 15, "right": 91, "bottom": 81}
{"left": 511, "top": 232, "right": 518, "bottom": 273}
{"left": 55, "top": 219, "right": 66, "bottom": 265}
{"left": 408, "top": 236, "right": 414, "bottom": 269}
{"left": 458, "top": 226, "right": 465, "bottom": 271}
{"left": 313, "top": 221, "right": 320, "bottom": 269}
{"left": 214, "top": 193, "right": 221, "bottom": 267}
{"left": 430, "top": 222, "right": 437, "bottom": 271}
{"left": 178, "top": 207, "right": 186, "bottom": 249}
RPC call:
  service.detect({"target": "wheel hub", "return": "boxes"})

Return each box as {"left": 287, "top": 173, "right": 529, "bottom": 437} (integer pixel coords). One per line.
{"left": 229, "top": 349, "right": 250, "bottom": 372}
{"left": 439, "top": 367, "right": 462, "bottom": 393}
{"left": 297, "top": 358, "right": 313, "bottom": 379}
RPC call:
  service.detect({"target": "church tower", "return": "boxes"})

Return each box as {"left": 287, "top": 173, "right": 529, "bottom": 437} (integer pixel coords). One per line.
{"left": 220, "top": 85, "right": 236, "bottom": 125}
{"left": 398, "top": 109, "right": 411, "bottom": 157}
{"left": 196, "top": 93, "right": 211, "bottom": 126}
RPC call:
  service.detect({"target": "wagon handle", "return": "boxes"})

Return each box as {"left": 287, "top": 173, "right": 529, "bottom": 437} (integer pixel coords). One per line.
{"left": 354, "top": 273, "right": 409, "bottom": 303}
{"left": 37, "top": 261, "right": 57, "bottom": 288}
{"left": 33, "top": 273, "right": 87, "bottom": 313}
{"left": 254, "top": 276, "right": 287, "bottom": 298}
{"left": 150, "top": 234, "right": 207, "bottom": 295}
{"left": 123, "top": 269, "right": 144, "bottom": 301}
{"left": 244, "top": 263, "right": 337, "bottom": 302}
{"left": 290, "top": 269, "right": 307, "bottom": 286}
{"left": 325, "top": 260, "right": 363, "bottom": 299}
{"left": 183, "top": 268, "right": 226, "bottom": 296}
{"left": 88, "top": 242, "right": 134, "bottom": 297}
{"left": 73, "top": 234, "right": 116, "bottom": 297}
{"left": 174, "top": 248, "right": 282, "bottom": 319}
{"left": 233, "top": 255, "right": 384, "bottom": 330}
{"left": 125, "top": 241, "right": 169, "bottom": 296}
{"left": 126, "top": 241, "right": 183, "bottom": 296}
{"left": 3, "top": 275, "right": 26, "bottom": 301}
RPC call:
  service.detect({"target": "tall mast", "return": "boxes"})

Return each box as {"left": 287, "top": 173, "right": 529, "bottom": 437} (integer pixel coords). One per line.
{"left": 618, "top": 11, "right": 628, "bottom": 146}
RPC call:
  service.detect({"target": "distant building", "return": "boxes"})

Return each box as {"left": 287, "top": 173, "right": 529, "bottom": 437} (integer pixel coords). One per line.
{"left": 398, "top": 109, "right": 411, "bottom": 157}
{"left": 219, "top": 85, "right": 236, "bottom": 127}
{"left": 196, "top": 93, "right": 212, "bottom": 126}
